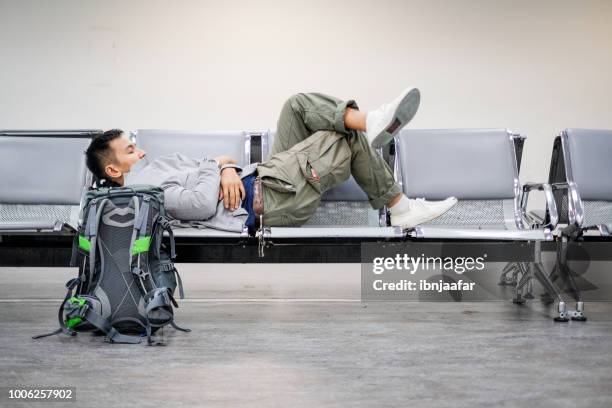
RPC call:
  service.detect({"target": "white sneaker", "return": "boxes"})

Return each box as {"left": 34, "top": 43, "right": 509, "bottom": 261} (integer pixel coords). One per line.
{"left": 390, "top": 197, "right": 458, "bottom": 229}
{"left": 366, "top": 87, "right": 420, "bottom": 148}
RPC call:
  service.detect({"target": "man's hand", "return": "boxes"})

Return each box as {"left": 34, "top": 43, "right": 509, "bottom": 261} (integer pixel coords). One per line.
{"left": 219, "top": 168, "right": 245, "bottom": 211}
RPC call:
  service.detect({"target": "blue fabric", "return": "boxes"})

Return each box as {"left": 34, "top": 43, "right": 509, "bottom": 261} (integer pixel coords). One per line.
{"left": 241, "top": 174, "right": 257, "bottom": 228}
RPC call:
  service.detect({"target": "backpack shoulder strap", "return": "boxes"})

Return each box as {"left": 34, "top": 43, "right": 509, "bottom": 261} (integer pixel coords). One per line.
{"left": 159, "top": 216, "right": 176, "bottom": 260}
{"left": 83, "top": 198, "right": 109, "bottom": 293}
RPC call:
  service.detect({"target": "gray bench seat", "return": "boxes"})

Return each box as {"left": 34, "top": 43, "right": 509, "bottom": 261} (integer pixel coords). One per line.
{"left": 395, "top": 128, "right": 553, "bottom": 241}
{"left": 0, "top": 131, "right": 95, "bottom": 234}
{"left": 550, "top": 129, "right": 612, "bottom": 235}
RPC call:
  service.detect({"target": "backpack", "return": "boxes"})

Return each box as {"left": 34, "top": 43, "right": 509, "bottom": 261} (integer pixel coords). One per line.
{"left": 34, "top": 185, "right": 189, "bottom": 345}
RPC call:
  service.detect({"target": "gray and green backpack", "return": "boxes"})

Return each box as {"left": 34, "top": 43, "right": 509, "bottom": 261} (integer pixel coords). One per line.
{"left": 34, "top": 185, "right": 189, "bottom": 345}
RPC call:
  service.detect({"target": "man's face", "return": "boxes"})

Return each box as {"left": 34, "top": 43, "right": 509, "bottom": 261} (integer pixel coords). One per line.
{"left": 105, "top": 135, "right": 146, "bottom": 181}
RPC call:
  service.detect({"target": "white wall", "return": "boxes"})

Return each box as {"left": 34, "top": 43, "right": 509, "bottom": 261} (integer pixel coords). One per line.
{"left": 1, "top": 0, "right": 612, "bottom": 192}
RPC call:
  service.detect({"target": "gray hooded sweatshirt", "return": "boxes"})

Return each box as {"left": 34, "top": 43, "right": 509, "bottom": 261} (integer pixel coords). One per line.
{"left": 125, "top": 153, "right": 257, "bottom": 232}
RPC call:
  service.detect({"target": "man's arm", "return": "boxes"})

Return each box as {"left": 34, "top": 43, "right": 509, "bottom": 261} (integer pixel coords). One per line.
{"left": 162, "top": 159, "right": 221, "bottom": 221}
{"left": 215, "top": 155, "right": 245, "bottom": 211}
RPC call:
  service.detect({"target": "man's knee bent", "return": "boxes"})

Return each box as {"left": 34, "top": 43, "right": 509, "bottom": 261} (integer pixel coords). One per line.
{"left": 286, "top": 93, "right": 309, "bottom": 114}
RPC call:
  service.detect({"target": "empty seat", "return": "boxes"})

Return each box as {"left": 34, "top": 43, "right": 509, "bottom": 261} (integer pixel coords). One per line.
{"left": 261, "top": 131, "right": 402, "bottom": 239}
{"left": 134, "top": 129, "right": 257, "bottom": 238}
{"left": 395, "top": 129, "right": 553, "bottom": 240}
{"left": 537, "top": 128, "right": 612, "bottom": 322}
{"left": 0, "top": 130, "right": 97, "bottom": 234}
{"left": 549, "top": 129, "right": 612, "bottom": 235}
{"left": 395, "top": 129, "right": 573, "bottom": 319}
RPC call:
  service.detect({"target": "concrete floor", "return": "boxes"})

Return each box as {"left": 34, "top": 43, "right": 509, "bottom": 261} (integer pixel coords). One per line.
{"left": 1, "top": 265, "right": 612, "bottom": 408}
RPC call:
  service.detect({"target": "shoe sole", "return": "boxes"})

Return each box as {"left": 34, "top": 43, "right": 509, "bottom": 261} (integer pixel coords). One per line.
{"left": 370, "top": 88, "right": 421, "bottom": 149}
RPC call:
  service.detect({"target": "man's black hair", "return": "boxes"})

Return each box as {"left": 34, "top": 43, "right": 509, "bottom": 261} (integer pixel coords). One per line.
{"left": 85, "top": 129, "right": 124, "bottom": 187}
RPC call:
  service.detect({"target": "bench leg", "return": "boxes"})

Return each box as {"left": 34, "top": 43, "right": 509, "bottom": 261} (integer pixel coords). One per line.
{"left": 532, "top": 261, "right": 569, "bottom": 322}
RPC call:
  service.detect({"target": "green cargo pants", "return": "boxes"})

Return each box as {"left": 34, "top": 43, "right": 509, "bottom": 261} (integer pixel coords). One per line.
{"left": 256, "top": 93, "right": 402, "bottom": 227}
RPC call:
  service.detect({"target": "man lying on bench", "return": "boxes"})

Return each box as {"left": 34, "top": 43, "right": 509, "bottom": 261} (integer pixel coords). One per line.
{"left": 84, "top": 88, "right": 457, "bottom": 231}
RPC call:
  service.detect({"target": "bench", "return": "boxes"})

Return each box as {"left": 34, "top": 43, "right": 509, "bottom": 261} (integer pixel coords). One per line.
{"left": 0, "top": 130, "right": 98, "bottom": 234}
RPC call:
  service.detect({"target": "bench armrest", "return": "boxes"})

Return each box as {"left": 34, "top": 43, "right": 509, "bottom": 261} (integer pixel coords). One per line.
{"left": 520, "top": 182, "right": 558, "bottom": 229}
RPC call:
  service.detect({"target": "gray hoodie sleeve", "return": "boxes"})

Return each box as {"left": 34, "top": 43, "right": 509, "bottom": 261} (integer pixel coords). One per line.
{"left": 162, "top": 159, "right": 221, "bottom": 221}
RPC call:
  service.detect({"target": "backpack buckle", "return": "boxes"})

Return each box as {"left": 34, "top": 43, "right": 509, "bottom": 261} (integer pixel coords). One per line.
{"left": 132, "top": 267, "right": 150, "bottom": 280}
{"left": 153, "top": 289, "right": 170, "bottom": 306}
{"left": 159, "top": 216, "right": 171, "bottom": 230}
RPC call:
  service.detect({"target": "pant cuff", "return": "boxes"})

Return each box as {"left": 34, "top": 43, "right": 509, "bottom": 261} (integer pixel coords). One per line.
{"left": 333, "top": 99, "right": 359, "bottom": 135}
{"left": 369, "top": 183, "right": 402, "bottom": 210}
